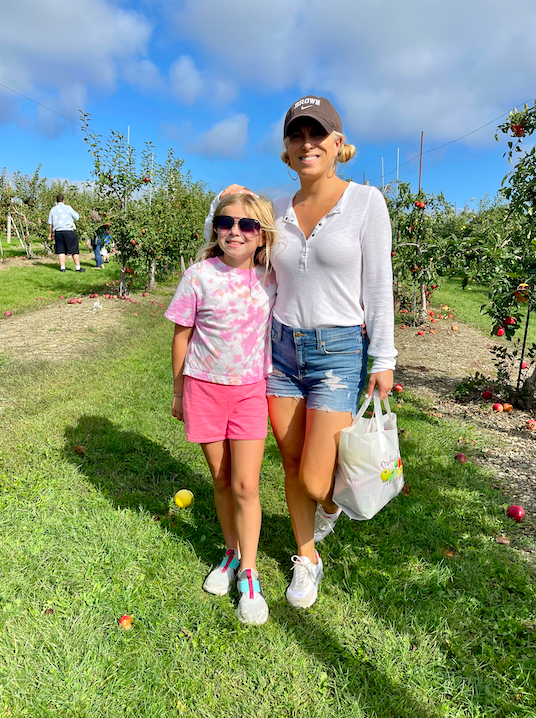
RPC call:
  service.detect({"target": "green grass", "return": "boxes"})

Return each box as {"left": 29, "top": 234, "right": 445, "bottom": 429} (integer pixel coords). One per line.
{"left": 0, "top": 270, "right": 535, "bottom": 717}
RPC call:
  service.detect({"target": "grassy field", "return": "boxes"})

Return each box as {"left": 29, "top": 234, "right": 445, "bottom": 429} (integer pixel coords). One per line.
{"left": 0, "top": 264, "right": 535, "bottom": 717}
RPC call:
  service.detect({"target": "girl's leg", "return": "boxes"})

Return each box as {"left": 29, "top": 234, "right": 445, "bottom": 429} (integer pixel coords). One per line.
{"left": 228, "top": 439, "right": 265, "bottom": 571}
{"left": 201, "top": 440, "right": 237, "bottom": 550}
{"left": 268, "top": 396, "right": 317, "bottom": 562}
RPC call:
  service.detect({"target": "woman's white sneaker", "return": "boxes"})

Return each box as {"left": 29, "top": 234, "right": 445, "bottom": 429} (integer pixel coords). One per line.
{"left": 314, "top": 505, "right": 342, "bottom": 543}
{"left": 286, "top": 553, "right": 324, "bottom": 608}
{"left": 203, "top": 548, "right": 240, "bottom": 596}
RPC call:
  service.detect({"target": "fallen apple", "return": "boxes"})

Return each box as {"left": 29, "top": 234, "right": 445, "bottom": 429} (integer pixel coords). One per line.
{"left": 4, "top": 311, "right": 12, "bottom": 316}
{"left": 452, "top": 325, "right": 458, "bottom": 331}
{"left": 502, "top": 403, "right": 513, "bottom": 412}
{"left": 60, "top": 295, "right": 65, "bottom": 299}
{"left": 417, "top": 330, "right": 425, "bottom": 336}
{"left": 439, "top": 315, "right": 444, "bottom": 319}
{"left": 522, "top": 361, "right": 529, "bottom": 369}
{"left": 430, "top": 329, "right": 436, "bottom": 334}
{"left": 527, "top": 419, "right": 536, "bottom": 431}
{"left": 492, "top": 403, "right": 503, "bottom": 412}
{"left": 482, "top": 390, "right": 493, "bottom": 400}
{"left": 431, "top": 318, "right": 436, "bottom": 323}
{"left": 454, "top": 453, "right": 467, "bottom": 463}
{"left": 76, "top": 299, "right": 82, "bottom": 304}
{"left": 174, "top": 489, "right": 194, "bottom": 508}
{"left": 142, "top": 292, "right": 148, "bottom": 297}
{"left": 118, "top": 614, "right": 133, "bottom": 630}
{"left": 36, "top": 297, "right": 42, "bottom": 301}
{"left": 393, "top": 384, "right": 404, "bottom": 393}
{"left": 506, "top": 505, "right": 525, "bottom": 522}
{"left": 401, "top": 324, "right": 407, "bottom": 329}
{"left": 429, "top": 311, "right": 435, "bottom": 316}
{"left": 449, "top": 314, "right": 454, "bottom": 319}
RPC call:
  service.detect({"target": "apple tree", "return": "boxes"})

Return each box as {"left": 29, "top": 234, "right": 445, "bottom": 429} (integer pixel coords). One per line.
{"left": 481, "top": 101, "right": 536, "bottom": 407}
{"left": 387, "top": 182, "right": 453, "bottom": 323}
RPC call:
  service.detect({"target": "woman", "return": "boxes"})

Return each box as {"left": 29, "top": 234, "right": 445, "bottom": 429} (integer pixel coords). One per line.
{"left": 208, "top": 95, "right": 397, "bottom": 609}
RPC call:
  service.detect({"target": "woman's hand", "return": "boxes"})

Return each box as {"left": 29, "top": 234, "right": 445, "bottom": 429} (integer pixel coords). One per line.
{"left": 221, "top": 184, "right": 257, "bottom": 198}
{"left": 365, "top": 370, "right": 394, "bottom": 401}
{"left": 172, "top": 396, "right": 184, "bottom": 421}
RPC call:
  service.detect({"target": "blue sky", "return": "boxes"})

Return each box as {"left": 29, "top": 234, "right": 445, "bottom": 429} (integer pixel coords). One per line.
{"left": 1, "top": 0, "right": 535, "bottom": 208}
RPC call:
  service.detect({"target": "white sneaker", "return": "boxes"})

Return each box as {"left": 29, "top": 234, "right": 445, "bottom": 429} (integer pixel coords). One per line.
{"left": 286, "top": 553, "right": 324, "bottom": 609}
{"left": 203, "top": 549, "right": 240, "bottom": 596}
{"left": 236, "top": 568, "right": 269, "bottom": 625}
{"left": 314, "top": 504, "right": 342, "bottom": 543}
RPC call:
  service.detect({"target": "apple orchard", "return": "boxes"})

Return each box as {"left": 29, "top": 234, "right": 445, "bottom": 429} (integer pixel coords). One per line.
{"left": 3, "top": 103, "right": 536, "bottom": 405}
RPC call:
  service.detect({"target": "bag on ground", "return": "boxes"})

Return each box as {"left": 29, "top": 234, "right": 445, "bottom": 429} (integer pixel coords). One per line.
{"left": 333, "top": 389, "right": 404, "bottom": 520}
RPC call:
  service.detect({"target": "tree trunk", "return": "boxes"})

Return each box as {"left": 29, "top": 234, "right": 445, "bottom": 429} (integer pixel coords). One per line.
{"left": 147, "top": 259, "right": 157, "bottom": 290}
{"left": 119, "top": 260, "right": 129, "bottom": 297}
{"left": 417, "top": 281, "right": 428, "bottom": 323}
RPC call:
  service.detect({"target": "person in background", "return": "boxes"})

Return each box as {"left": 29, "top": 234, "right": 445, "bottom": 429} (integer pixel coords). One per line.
{"left": 48, "top": 194, "right": 85, "bottom": 272}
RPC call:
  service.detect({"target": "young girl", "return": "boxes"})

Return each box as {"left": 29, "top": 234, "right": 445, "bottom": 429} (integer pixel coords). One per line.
{"left": 165, "top": 194, "right": 277, "bottom": 625}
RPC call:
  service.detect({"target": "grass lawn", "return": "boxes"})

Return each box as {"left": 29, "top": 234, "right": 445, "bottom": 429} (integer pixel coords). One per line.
{"left": 0, "top": 266, "right": 535, "bottom": 717}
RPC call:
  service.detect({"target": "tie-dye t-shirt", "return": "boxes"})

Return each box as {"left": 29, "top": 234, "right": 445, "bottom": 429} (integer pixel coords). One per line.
{"left": 165, "top": 257, "right": 277, "bottom": 385}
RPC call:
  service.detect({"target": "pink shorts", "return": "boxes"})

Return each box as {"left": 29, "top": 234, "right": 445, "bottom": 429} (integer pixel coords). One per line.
{"left": 183, "top": 376, "right": 268, "bottom": 443}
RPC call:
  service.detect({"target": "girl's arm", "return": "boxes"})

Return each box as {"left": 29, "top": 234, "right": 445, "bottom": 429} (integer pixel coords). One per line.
{"left": 171, "top": 323, "right": 194, "bottom": 421}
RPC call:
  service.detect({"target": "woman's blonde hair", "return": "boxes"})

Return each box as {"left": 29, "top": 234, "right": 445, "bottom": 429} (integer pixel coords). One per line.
{"left": 196, "top": 193, "right": 277, "bottom": 272}
{"left": 280, "top": 131, "right": 356, "bottom": 166}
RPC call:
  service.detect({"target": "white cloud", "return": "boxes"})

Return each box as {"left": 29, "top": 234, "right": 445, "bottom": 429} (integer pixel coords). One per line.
{"left": 169, "top": 56, "right": 204, "bottom": 105}
{"left": 0, "top": 0, "right": 152, "bottom": 132}
{"left": 123, "top": 60, "right": 164, "bottom": 92}
{"left": 189, "top": 114, "right": 249, "bottom": 159}
{"left": 173, "top": 0, "right": 536, "bottom": 144}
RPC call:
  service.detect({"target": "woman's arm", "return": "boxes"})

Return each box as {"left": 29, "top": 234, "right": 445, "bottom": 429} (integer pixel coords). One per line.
{"left": 171, "top": 324, "right": 194, "bottom": 421}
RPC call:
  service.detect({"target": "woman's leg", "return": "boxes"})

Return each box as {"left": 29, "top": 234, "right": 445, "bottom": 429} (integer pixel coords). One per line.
{"left": 201, "top": 440, "right": 237, "bottom": 550}
{"left": 268, "top": 396, "right": 319, "bottom": 562}
{"left": 300, "top": 408, "right": 353, "bottom": 514}
{"left": 228, "top": 439, "right": 265, "bottom": 571}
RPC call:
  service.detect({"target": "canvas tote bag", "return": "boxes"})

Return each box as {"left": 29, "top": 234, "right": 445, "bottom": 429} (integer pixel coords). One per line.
{"left": 333, "top": 389, "right": 404, "bottom": 520}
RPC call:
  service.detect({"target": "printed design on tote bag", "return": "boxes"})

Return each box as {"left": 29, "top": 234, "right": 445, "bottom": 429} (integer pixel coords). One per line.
{"left": 380, "top": 456, "right": 403, "bottom": 483}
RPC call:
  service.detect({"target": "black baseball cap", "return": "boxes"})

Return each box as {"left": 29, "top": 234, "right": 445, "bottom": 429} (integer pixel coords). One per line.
{"left": 283, "top": 96, "right": 343, "bottom": 138}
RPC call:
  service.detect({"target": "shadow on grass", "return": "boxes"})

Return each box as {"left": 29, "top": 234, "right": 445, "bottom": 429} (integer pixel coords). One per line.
{"left": 63, "top": 416, "right": 296, "bottom": 567}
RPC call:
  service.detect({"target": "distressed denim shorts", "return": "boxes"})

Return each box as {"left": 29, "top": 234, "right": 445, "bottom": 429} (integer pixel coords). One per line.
{"left": 266, "top": 318, "right": 369, "bottom": 415}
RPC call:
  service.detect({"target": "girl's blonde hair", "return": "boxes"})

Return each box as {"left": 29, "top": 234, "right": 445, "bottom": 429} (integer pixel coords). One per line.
{"left": 280, "top": 131, "right": 356, "bottom": 166}
{"left": 196, "top": 193, "right": 277, "bottom": 271}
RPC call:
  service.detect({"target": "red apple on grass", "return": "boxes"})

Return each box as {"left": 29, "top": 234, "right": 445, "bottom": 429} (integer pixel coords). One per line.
{"left": 393, "top": 384, "right": 404, "bottom": 393}
{"left": 4, "top": 311, "right": 12, "bottom": 316}
{"left": 118, "top": 614, "right": 133, "bottom": 629}
{"left": 507, "top": 505, "right": 525, "bottom": 522}
{"left": 492, "top": 403, "right": 503, "bottom": 412}
{"left": 454, "top": 453, "right": 467, "bottom": 463}
{"left": 417, "top": 330, "right": 425, "bottom": 336}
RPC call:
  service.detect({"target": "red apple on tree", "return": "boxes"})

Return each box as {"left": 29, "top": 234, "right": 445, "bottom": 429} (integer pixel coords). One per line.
{"left": 482, "top": 390, "right": 493, "bottom": 400}
{"left": 504, "top": 317, "right": 515, "bottom": 326}
{"left": 496, "top": 327, "right": 505, "bottom": 337}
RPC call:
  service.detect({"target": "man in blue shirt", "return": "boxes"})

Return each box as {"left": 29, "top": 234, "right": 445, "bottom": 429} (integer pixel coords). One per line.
{"left": 48, "top": 194, "right": 85, "bottom": 272}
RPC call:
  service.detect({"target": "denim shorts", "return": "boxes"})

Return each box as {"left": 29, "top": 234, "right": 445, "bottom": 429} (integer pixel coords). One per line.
{"left": 266, "top": 319, "right": 369, "bottom": 415}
